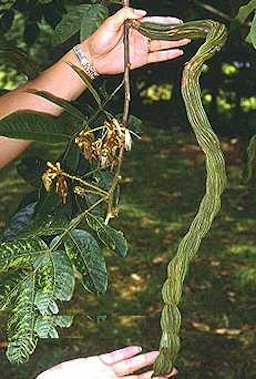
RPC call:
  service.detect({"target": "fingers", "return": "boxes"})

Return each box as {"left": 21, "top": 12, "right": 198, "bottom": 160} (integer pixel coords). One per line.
{"left": 113, "top": 351, "right": 159, "bottom": 376}
{"left": 106, "top": 8, "right": 147, "bottom": 30}
{"left": 123, "top": 370, "right": 154, "bottom": 379}
{"left": 141, "top": 16, "right": 183, "bottom": 25}
{"left": 149, "top": 39, "right": 190, "bottom": 52}
{"left": 123, "top": 367, "right": 178, "bottom": 379}
{"left": 99, "top": 346, "right": 142, "bottom": 365}
{"left": 164, "top": 367, "right": 179, "bottom": 377}
{"left": 147, "top": 49, "right": 184, "bottom": 64}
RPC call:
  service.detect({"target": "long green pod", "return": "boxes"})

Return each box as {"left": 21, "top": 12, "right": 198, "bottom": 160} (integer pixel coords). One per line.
{"left": 132, "top": 20, "right": 228, "bottom": 376}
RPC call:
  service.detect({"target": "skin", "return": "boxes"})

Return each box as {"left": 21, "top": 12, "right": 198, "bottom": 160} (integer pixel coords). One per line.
{"left": 0, "top": 7, "right": 188, "bottom": 377}
{"left": 0, "top": 7, "right": 190, "bottom": 168}
{"left": 36, "top": 346, "right": 177, "bottom": 379}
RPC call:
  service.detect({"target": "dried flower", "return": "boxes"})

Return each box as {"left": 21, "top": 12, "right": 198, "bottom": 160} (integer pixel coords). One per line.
{"left": 42, "top": 162, "right": 69, "bottom": 204}
{"left": 75, "top": 118, "right": 132, "bottom": 169}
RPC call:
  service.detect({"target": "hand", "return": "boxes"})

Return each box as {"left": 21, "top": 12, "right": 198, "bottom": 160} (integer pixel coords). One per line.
{"left": 36, "top": 346, "right": 177, "bottom": 379}
{"left": 82, "top": 8, "right": 190, "bottom": 75}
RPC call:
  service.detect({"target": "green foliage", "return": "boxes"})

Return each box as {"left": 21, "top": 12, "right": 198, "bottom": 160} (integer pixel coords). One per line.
{"left": 53, "top": 4, "right": 92, "bottom": 45}
{"left": 0, "top": 43, "right": 39, "bottom": 79}
{"left": 52, "top": 3, "right": 108, "bottom": 45}
{"left": 0, "top": 237, "right": 75, "bottom": 364}
{"left": 0, "top": 216, "right": 123, "bottom": 363}
{"left": 80, "top": 4, "right": 109, "bottom": 41}
{"left": 235, "top": 0, "right": 256, "bottom": 24}
{"left": 236, "top": 0, "right": 256, "bottom": 49}
{"left": 0, "top": 5, "right": 132, "bottom": 366}
{"left": 246, "top": 12, "right": 256, "bottom": 48}
{"left": 0, "top": 111, "right": 80, "bottom": 143}
{"left": 246, "top": 134, "right": 256, "bottom": 181}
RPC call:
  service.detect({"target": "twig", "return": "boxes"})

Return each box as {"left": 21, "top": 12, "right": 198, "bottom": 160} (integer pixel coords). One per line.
{"left": 193, "top": 0, "right": 230, "bottom": 20}
{"left": 105, "top": 0, "right": 131, "bottom": 224}
{"left": 63, "top": 171, "right": 109, "bottom": 197}
{"left": 123, "top": 0, "right": 131, "bottom": 125}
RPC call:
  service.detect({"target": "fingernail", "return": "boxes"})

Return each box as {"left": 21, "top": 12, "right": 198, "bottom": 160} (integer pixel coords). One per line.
{"left": 134, "top": 9, "right": 147, "bottom": 16}
{"left": 134, "top": 346, "right": 143, "bottom": 352}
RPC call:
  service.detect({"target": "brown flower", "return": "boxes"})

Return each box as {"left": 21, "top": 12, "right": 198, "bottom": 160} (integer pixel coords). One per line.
{"left": 42, "top": 162, "right": 69, "bottom": 204}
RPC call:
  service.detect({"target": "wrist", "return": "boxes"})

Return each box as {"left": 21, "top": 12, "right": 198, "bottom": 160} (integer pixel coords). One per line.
{"left": 76, "top": 41, "right": 99, "bottom": 80}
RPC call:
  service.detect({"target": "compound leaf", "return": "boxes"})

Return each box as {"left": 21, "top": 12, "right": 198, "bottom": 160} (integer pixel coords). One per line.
{"left": 6, "top": 275, "right": 38, "bottom": 364}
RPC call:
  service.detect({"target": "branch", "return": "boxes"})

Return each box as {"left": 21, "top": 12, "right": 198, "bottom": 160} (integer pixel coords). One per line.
{"left": 123, "top": 0, "right": 131, "bottom": 125}
{"left": 105, "top": 0, "right": 131, "bottom": 224}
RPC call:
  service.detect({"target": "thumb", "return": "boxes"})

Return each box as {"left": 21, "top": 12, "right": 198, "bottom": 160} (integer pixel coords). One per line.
{"left": 106, "top": 7, "right": 147, "bottom": 30}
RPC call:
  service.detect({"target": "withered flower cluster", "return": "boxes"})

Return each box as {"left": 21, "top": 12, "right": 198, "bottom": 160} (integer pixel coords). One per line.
{"left": 75, "top": 118, "right": 132, "bottom": 169}
{"left": 42, "top": 162, "right": 69, "bottom": 204}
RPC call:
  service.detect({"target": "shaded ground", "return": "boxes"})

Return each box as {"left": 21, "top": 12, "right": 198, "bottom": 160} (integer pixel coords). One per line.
{"left": 0, "top": 127, "right": 255, "bottom": 379}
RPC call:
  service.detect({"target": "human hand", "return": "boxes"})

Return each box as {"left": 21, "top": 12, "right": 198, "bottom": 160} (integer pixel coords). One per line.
{"left": 81, "top": 8, "right": 190, "bottom": 75}
{"left": 36, "top": 346, "right": 177, "bottom": 379}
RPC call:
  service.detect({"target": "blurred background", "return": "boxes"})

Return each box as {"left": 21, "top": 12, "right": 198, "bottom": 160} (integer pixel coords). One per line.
{"left": 0, "top": 1, "right": 256, "bottom": 378}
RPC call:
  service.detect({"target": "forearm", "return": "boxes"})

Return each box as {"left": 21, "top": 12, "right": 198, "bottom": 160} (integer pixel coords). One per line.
{"left": 0, "top": 44, "right": 89, "bottom": 168}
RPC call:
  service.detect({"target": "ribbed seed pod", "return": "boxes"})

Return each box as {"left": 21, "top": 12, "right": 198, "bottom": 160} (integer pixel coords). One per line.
{"left": 132, "top": 20, "right": 228, "bottom": 376}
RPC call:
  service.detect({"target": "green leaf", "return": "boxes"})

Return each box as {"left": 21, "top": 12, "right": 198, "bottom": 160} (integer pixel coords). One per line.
{"left": 246, "top": 134, "right": 256, "bottom": 181}
{"left": 60, "top": 139, "right": 82, "bottom": 173}
{"left": 0, "top": 0, "right": 16, "bottom": 11}
{"left": 7, "top": 338, "right": 38, "bottom": 365}
{"left": 17, "top": 156, "right": 46, "bottom": 187}
{"left": 3, "top": 203, "right": 37, "bottom": 242}
{"left": 0, "top": 270, "right": 28, "bottom": 310}
{"left": 27, "top": 90, "right": 86, "bottom": 122}
{"left": 246, "top": 11, "right": 256, "bottom": 48}
{"left": 235, "top": 0, "right": 256, "bottom": 24}
{"left": 117, "top": 114, "right": 143, "bottom": 134}
{"left": 35, "top": 318, "right": 59, "bottom": 338}
{"left": 80, "top": 4, "right": 109, "bottom": 41}
{"left": 0, "top": 111, "right": 74, "bottom": 143}
{"left": 0, "top": 41, "right": 39, "bottom": 78}
{"left": 35, "top": 250, "right": 75, "bottom": 315}
{"left": 128, "top": 115, "right": 143, "bottom": 134}
{"left": 53, "top": 4, "right": 91, "bottom": 45}
{"left": 6, "top": 275, "right": 38, "bottom": 364}
{"left": 68, "top": 63, "right": 102, "bottom": 105}
{"left": 34, "top": 292, "right": 59, "bottom": 316}
{"left": 18, "top": 215, "right": 69, "bottom": 239}
{"left": 86, "top": 214, "right": 128, "bottom": 257}
{"left": 65, "top": 229, "right": 108, "bottom": 294}
{"left": 93, "top": 170, "right": 113, "bottom": 191}
{"left": 35, "top": 315, "right": 73, "bottom": 338}
{"left": 0, "top": 237, "right": 49, "bottom": 273}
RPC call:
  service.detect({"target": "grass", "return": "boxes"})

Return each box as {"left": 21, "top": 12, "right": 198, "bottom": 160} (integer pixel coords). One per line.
{"left": 0, "top": 127, "right": 255, "bottom": 379}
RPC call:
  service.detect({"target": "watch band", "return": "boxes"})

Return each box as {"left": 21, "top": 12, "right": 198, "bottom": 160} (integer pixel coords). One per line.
{"left": 72, "top": 44, "right": 99, "bottom": 80}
